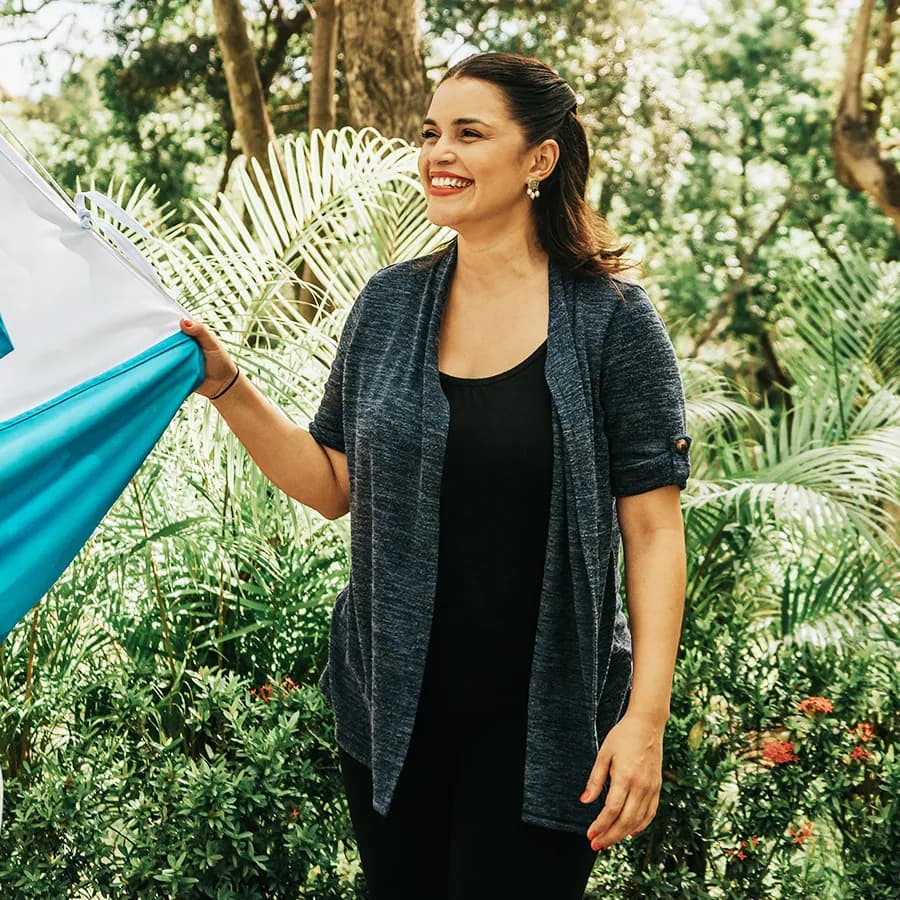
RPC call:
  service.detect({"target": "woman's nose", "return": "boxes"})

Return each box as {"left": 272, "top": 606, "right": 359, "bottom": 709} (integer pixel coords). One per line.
{"left": 430, "top": 134, "right": 458, "bottom": 159}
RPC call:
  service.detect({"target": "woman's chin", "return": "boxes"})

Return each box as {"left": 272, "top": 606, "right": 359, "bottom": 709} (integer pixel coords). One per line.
{"left": 425, "top": 210, "right": 462, "bottom": 228}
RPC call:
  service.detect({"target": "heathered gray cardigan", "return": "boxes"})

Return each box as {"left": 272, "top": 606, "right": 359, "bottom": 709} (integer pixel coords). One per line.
{"left": 310, "top": 240, "right": 692, "bottom": 834}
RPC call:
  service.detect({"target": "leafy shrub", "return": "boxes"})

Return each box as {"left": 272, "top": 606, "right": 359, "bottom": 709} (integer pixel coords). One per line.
{"left": 585, "top": 603, "right": 899, "bottom": 899}
{"left": 0, "top": 666, "right": 362, "bottom": 898}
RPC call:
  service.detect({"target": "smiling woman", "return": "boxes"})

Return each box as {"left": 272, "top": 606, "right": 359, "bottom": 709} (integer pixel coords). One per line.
{"left": 414, "top": 53, "right": 641, "bottom": 282}
{"left": 181, "top": 49, "right": 693, "bottom": 900}
{"left": 310, "top": 51, "right": 692, "bottom": 900}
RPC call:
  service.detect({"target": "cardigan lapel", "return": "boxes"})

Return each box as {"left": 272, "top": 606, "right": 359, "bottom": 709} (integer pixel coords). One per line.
{"left": 421, "top": 243, "right": 454, "bottom": 458}
{"left": 544, "top": 261, "right": 603, "bottom": 721}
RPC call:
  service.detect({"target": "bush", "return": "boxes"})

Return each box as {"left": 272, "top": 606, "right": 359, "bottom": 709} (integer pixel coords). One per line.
{"left": 585, "top": 603, "right": 899, "bottom": 898}
{"left": 0, "top": 667, "right": 362, "bottom": 898}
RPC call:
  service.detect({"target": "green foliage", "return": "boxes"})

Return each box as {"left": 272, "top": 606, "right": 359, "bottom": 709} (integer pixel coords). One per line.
{"left": 0, "top": 667, "right": 361, "bottom": 898}
{"left": 586, "top": 610, "right": 899, "bottom": 898}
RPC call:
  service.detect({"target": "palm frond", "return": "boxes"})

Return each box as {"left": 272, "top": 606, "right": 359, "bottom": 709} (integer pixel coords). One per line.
{"left": 779, "top": 244, "right": 900, "bottom": 391}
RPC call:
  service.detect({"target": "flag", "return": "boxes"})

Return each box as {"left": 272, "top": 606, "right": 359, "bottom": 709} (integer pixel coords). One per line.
{"left": 0, "top": 128, "right": 204, "bottom": 642}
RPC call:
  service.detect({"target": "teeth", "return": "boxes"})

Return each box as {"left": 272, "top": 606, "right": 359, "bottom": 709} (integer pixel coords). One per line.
{"left": 431, "top": 177, "right": 472, "bottom": 188}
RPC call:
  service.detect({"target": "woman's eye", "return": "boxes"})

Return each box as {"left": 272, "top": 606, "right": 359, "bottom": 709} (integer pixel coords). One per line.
{"left": 418, "top": 129, "right": 481, "bottom": 140}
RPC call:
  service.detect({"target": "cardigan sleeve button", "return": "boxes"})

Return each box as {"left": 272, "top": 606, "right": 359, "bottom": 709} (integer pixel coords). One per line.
{"left": 674, "top": 436, "right": 691, "bottom": 454}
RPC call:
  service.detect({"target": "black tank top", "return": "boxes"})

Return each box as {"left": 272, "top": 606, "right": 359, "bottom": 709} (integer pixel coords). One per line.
{"left": 420, "top": 338, "right": 554, "bottom": 727}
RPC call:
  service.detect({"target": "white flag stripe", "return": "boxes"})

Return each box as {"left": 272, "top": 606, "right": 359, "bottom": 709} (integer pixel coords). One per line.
{"left": 0, "top": 133, "right": 189, "bottom": 422}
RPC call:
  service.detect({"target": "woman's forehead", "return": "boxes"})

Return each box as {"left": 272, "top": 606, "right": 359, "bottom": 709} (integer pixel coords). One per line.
{"left": 426, "top": 78, "right": 509, "bottom": 123}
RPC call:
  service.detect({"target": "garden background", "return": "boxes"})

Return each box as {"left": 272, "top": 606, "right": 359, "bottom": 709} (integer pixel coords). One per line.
{"left": 0, "top": 0, "right": 897, "bottom": 896}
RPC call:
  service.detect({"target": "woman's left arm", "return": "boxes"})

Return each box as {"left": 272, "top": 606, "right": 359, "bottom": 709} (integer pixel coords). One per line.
{"left": 581, "top": 483, "right": 686, "bottom": 850}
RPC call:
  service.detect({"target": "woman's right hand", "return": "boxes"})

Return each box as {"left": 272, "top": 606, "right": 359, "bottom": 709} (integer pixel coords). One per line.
{"left": 180, "top": 318, "right": 240, "bottom": 399}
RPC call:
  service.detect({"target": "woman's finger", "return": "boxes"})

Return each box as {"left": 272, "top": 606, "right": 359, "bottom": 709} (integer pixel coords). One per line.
{"left": 591, "top": 786, "right": 646, "bottom": 849}
{"left": 580, "top": 747, "right": 611, "bottom": 805}
{"left": 181, "top": 318, "right": 224, "bottom": 353}
{"left": 631, "top": 794, "right": 661, "bottom": 837}
{"left": 179, "top": 318, "right": 239, "bottom": 397}
{"left": 586, "top": 776, "right": 628, "bottom": 842}
{"left": 624, "top": 792, "right": 656, "bottom": 839}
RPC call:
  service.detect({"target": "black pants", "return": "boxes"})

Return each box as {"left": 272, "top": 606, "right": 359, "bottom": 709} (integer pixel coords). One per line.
{"left": 337, "top": 696, "right": 598, "bottom": 900}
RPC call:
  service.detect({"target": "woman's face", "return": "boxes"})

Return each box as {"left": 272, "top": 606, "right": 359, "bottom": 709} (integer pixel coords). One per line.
{"left": 417, "top": 77, "right": 543, "bottom": 235}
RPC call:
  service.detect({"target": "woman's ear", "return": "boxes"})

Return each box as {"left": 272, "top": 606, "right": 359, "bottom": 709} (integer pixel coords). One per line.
{"left": 531, "top": 138, "right": 560, "bottom": 181}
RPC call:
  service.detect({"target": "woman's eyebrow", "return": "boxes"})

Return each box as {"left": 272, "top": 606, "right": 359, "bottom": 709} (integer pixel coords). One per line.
{"left": 422, "top": 117, "right": 491, "bottom": 127}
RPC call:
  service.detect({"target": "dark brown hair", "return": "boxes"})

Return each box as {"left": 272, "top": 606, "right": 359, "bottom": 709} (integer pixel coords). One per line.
{"left": 415, "top": 51, "right": 642, "bottom": 282}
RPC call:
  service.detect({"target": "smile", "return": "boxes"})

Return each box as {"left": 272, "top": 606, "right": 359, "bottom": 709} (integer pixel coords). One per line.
{"left": 429, "top": 179, "right": 473, "bottom": 196}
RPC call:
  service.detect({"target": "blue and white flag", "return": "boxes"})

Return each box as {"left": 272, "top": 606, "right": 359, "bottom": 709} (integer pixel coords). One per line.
{"left": 0, "top": 129, "right": 204, "bottom": 643}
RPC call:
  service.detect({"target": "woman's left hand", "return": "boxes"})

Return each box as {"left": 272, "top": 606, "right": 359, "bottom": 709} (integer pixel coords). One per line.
{"left": 581, "top": 711, "right": 665, "bottom": 850}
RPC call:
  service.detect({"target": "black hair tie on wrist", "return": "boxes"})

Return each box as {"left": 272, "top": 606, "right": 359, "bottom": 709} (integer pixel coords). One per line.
{"left": 210, "top": 369, "right": 240, "bottom": 400}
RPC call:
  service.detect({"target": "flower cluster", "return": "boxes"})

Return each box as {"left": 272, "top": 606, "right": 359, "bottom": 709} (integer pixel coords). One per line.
{"left": 250, "top": 676, "right": 299, "bottom": 705}
{"left": 250, "top": 683, "right": 274, "bottom": 704}
{"left": 844, "top": 721, "right": 876, "bottom": 763}
{"left": 724, "top": 835, "right": 760, "bottom": 861}
{"left": 798, "top": 696, "right": 833, "bottom": 716}
{"left": 788, "top": 820, "right": 814, "bottom": 846}
{"left": 849, "top": 721, "right": 875, "bottom": 742}
{"left": 761, "top": 739, "right": 800, "bottom": 765}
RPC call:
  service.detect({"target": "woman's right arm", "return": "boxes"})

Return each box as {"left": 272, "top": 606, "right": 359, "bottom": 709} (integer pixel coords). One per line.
{"left": 180, "top": 318, "right": 349, "bottom": 520}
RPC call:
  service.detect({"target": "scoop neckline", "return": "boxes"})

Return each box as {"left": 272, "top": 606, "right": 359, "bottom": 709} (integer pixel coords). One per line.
{"left": 439, "top": 338, "right": 548, "bottom": 385}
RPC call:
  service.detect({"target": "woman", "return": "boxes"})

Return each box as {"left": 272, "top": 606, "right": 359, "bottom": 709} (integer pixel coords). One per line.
{"left": 182, "top": 52, "right": 692, "bottom": 900}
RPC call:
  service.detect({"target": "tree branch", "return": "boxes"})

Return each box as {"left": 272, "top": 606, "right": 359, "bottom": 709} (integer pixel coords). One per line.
{"left": 864, "top": 0, "right": 898, "bottom": 133}
{"left": 0, "top": 0, "right": 69, "bottom": 18}
{"left": 691, "top": 187, "right": 798, "bottom": 355}
{"left": 831, "top": 0, "right": 900, "bottom": 232}
{"left": 0, "top": 10, "right": 74, "bottom": 46}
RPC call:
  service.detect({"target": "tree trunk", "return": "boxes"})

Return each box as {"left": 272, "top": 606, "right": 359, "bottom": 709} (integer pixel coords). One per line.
{"left": 831, "top": 0, "right": 900, "bottom": 234}
{"left": 211, "top": 0, "right": 287, "bottom": 197}
{"left": 310, "top": 0, "right": 341, "bottom": 134}
{"left": 340, "top": 0, "right": 429, "bottom": 143}
{"left": 297, "top": 0, "right": 344, "bottom": 322}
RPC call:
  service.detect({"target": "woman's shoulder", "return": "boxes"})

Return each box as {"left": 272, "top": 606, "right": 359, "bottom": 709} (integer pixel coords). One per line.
{"left": 351, "top": 251, "right": 451, "bottom": 326}
{"left": 366, "top": 249, "right": 447, "bottom": 289}
{"left": 567, "top": 270, "right": 653, "bottom": 332}
{"left": 571, "top": 266, "right": 645, "bottom": 300}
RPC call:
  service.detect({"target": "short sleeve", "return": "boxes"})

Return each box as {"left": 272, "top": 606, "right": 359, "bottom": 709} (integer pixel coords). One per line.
{"left": 307, "top": 287, "right": 367, "bottom": 454}
{"left": 599, "top": 284, "right": 692, "bottom": 497}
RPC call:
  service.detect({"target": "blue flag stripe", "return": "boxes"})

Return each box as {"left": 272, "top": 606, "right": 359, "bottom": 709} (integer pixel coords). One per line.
{"left": 0, "top": 313, "right": 11, "bottom": 360}
{"left": 0, "top": 332, "right": 203, "bottom": 641}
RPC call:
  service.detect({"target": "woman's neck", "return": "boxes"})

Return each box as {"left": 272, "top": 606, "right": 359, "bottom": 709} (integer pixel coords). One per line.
{"left": 453, "top": 231, "right": 548, "bottom": 296}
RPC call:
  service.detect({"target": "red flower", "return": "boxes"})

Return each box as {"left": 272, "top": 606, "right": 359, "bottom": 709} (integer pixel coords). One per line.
{"left": 725, "top": 836, "right": 759, "bottom": 859}
{"left": 281, "top": 676, "right": 298, "bottom": 692}
{"left": 798, "top": 696, "right": 833, "bottom": 716}
{"left": 850, "top": 745, "right": 872, "bottom": 762}
{"left": 849, "top": 721, "right": 875, "bottom": 742}
{"left": 788, "top": 820, "right": 814, "bottom": 845}
{"left": 762, "top": 739, "right": 799, "bottom": 764}
{"left": 250, "top": 683, "right": 273, "bottom": 704}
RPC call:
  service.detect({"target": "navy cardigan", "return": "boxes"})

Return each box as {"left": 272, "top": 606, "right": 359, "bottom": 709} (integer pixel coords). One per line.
{"left": 310, "top": 241, "right": 692, "bottom": 834}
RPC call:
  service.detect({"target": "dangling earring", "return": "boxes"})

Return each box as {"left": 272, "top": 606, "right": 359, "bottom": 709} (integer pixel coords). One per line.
{"left": 526, "top": 177, "right": 541, "bottom": 200}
